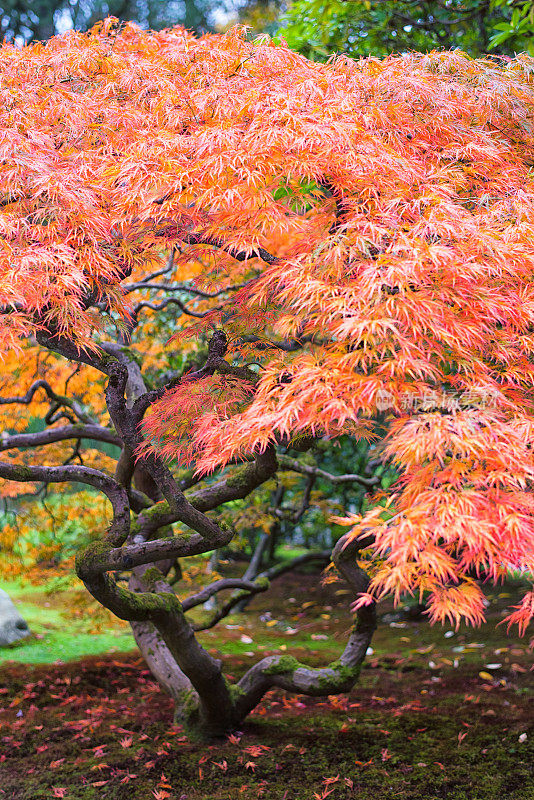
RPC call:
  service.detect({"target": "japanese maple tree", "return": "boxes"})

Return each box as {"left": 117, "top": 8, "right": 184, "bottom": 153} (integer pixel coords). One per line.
{"left": 0, "top": 18, "right": 533, "bottom": 737}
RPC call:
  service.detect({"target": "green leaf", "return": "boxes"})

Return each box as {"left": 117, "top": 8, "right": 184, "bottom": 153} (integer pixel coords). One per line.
{"left": 488, "top": 31, "right": 514, "bottom": 47}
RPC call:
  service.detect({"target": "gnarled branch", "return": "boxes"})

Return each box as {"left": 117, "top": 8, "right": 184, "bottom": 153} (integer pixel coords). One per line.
{"left": 194, "top": 549, "right": 330, "bottom": 631}
{"left": 232, "top": 533, "right": 376, "bottom": 719}
{"left": 182, "top": 577, "right": 268, "bottom": 612}
{"left": 0, "top": 424, "right": 121, "bottom": 451}
{"left": 0, "top": 379, "right": 95, "bottom": 424}
{"left": 180, "top": 233, "right": 281, "bottom": 265}
{"left": 0, "top": 460, "right": 130, "bottom": 546}
{"left": 277, "top": 454, "right": 379, "bottom": 488}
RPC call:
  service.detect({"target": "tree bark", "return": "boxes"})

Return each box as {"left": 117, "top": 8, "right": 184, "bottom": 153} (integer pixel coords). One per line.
{"left": 31, "top": 331, "right": 376, "bottom": 739}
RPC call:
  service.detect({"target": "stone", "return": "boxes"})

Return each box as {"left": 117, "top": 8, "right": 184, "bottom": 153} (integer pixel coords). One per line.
{"left": 0, "top": 587, "right": 30, "bottom": 646}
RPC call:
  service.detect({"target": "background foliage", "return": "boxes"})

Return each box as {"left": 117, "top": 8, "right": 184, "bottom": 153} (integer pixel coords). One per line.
{"left": 274, "top": 1, "right": 534, "bottom": 62}
{"left": 3, "top": 0, "right": 534, "bottom": 57}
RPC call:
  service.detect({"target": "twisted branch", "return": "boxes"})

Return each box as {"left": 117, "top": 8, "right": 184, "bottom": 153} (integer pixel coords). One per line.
{"left": 0, "top": 424, "right": 121, "bottom": 451}
{"left": 232, "top": 533, "right": 376, "bottom": 718}
{"left": 0, "top": 460, "right": 130, "bottom": 546}
{"left": 277, "top": 454, "right": 380, "bottom": 488}
{"left": 0, "top": 379, "right": 95, "bottom": 424}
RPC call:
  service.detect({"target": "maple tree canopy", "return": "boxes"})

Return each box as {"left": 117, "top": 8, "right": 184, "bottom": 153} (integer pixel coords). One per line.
{"left": 0, "top": 18, "right": 533, "bottom": 636}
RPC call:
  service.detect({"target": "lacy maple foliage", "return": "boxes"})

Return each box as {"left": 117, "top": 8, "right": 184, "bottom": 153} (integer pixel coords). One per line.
{"left": 1, "top": 19, "right": 534, "bottom": 634}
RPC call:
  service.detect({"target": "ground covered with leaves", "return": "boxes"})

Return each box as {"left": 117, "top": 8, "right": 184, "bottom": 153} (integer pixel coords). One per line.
{"left": 0, "top": 572, "right": 532, "bottom": 800}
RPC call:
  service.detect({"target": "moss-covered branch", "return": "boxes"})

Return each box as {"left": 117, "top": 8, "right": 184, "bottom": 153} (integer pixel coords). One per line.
{"left": 77, "top": 560, "right": 235, "bottom": 738}
{"left": 232, "top": 533, "right": 376, "bottom": 720}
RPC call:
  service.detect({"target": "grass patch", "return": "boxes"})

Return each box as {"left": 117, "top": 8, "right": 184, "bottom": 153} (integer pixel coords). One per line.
{"left": 0, "top": 579, "right": 134, "bottom": 665}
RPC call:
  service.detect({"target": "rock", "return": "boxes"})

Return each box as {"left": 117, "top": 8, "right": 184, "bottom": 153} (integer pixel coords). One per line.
{"left": 0, "top": 588, "right": 30, "bottom": 646}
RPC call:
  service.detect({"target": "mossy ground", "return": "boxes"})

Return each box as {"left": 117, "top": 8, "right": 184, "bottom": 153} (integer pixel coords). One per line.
{"left": 0, "top": 571, "right": 532, "bottom": 799}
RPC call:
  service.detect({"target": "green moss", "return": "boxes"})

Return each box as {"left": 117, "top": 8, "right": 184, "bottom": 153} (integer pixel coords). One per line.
{"left": 142, "top": 566, "right": 165, "bottom": 588}
{"left": 137, "top": 504, "right": 195, "bottom": 542}
{"left": 75, "top": 539, "right": 113, "bottom": 577}
{"left": 317, "top": 661, "right": 361, "bottom": 690}
{"left": 228, "top": 683, "right": 246, "bottom": 702}
{"left": 220, "top": 519, "right": 233, "bottom": 532}
{"left": 142, "top": 501, "right": 171, "bottom": 520}
{"left": 100, "top": 578, "right": 183, "bottom": 622}
{"left": 119, "top": 346, "right": 142, "bottom": 367}
{"left": 100, "top": 354, "right": 119, "bottom": 367}
{"left": 131, "top": 512, "right": 178, "bottom": 541}
{"left": 225, "top": 466, "right": 250, "bottom": 489}
{"left": 222, "top": 674, "right": 246, "bottom": 705}
{"left": 264, "top": 655, "right": 303, "bottom": 675}
{"left": 263, "top": 655, "right": 360, "bottom": 691}
{"left": 176, "top": 688, "right": 202, "bottom": 732}
{"left": 179, "top": 687, "right": 199, "bottom": 715}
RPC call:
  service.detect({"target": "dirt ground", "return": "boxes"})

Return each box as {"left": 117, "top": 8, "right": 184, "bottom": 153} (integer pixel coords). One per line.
{"left": 0, "top": 572, "right": 532, "bottom": 800}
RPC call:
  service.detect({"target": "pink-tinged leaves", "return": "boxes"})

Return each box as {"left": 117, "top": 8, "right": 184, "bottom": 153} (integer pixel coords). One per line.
{"left": 501, "top": 591, "right": 534, "bottom": 637}
{"left": 2, "top": 23, "right": 534, "bottom": 631}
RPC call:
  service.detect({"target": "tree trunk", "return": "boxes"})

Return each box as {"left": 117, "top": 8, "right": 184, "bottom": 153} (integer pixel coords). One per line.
{"left": 234, "top": 532, "right": 271, "bottom": 612}
{"left": 203, "top": 550, "right": 219, "bottom": 612}
{"left": 78, "top": 528, "right": 375, "bottom": 740}
{"left": 129, "top": 566, "right": 193, "bottom": 708}
{"left": 75, "top": 344, "right": 376, "bottom": 740}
